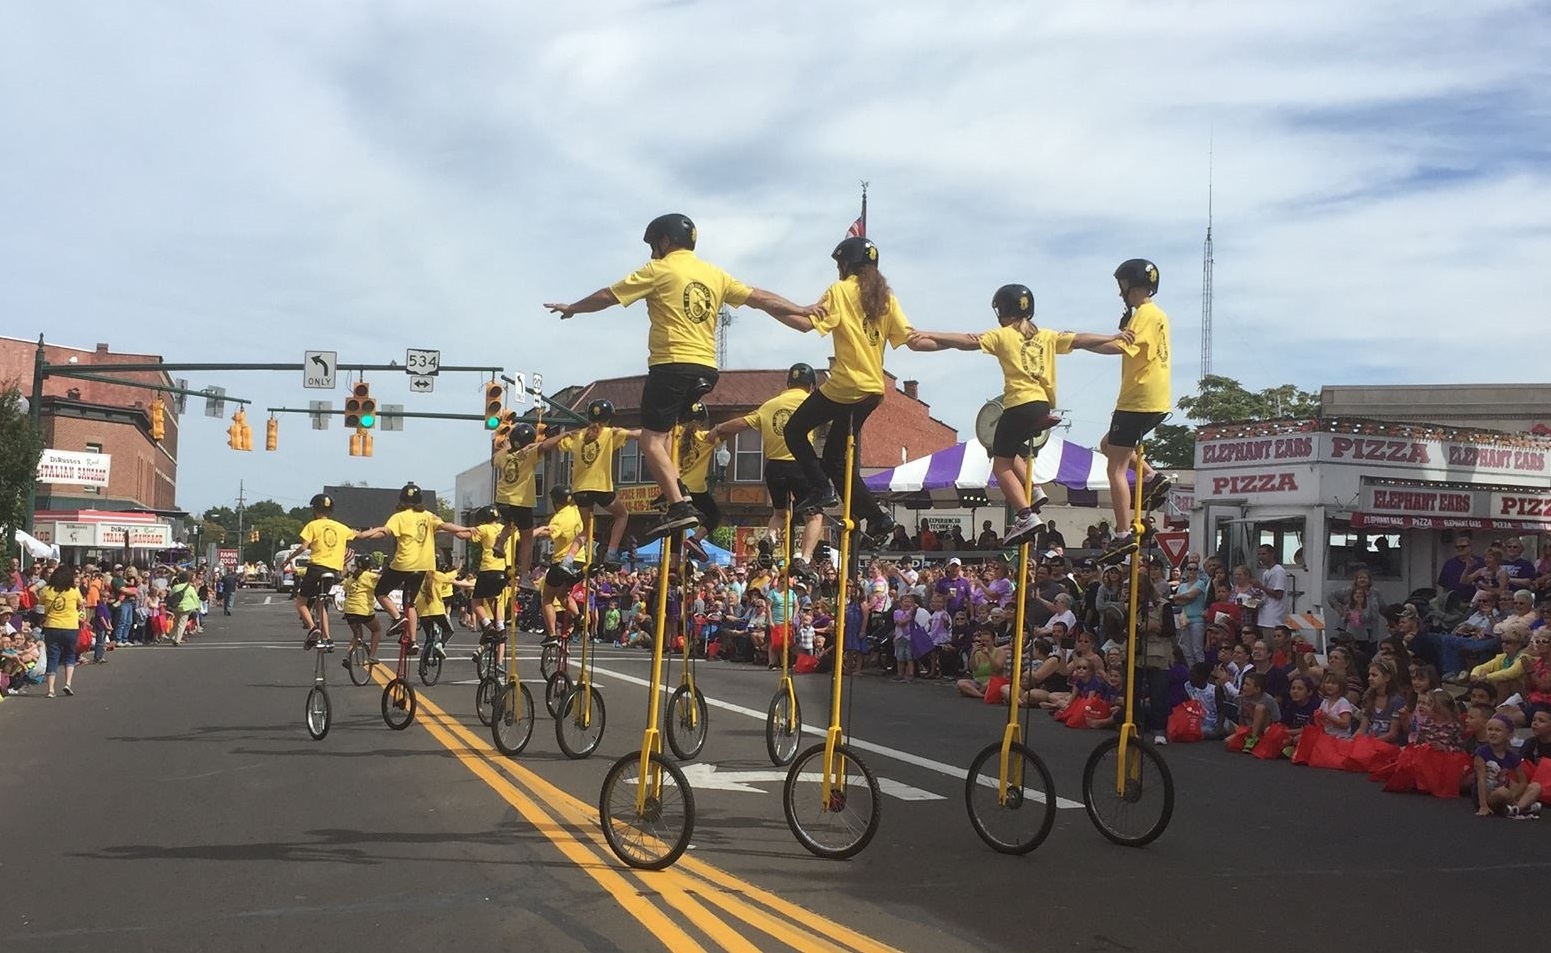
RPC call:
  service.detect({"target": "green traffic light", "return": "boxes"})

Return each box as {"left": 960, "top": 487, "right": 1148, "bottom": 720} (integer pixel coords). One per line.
{"left": 485, "top": 415, "right": 500, "bottom": 430}
{"left": 360, "top": 413, "right": 376, "bottom": 428}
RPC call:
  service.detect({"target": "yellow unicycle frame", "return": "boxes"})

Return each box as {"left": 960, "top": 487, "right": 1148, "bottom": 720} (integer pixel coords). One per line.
{"left": 1113, "top": 441, "right": 1149, "bottom": 795}
{"left": 994, "top": 451, "right": 1040, "bottom": 802}
{"left": 818, "top": 428, "right": 860, "bottom": 807}
{"left": 636, "top": 531, "right": 676, "bottom": 813}
{"left": 777, "top": 507, "right": 798, "bottom": 728}
{"left": 573, "top": 510, "right": 597, "bottom": 730}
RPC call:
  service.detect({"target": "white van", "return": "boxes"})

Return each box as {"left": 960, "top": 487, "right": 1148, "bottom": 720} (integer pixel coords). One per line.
{"left": 271, "top": 546, "right": 309, "bottom": 592}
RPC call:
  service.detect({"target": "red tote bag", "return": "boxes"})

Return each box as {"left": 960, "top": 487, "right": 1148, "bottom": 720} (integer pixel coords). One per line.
{"left": 1252, "top": 723, "right": 1292, "bottom": 760}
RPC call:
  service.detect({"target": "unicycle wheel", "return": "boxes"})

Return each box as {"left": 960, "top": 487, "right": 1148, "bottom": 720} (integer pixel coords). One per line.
{"left": 346, "top": 643, "right": 371, "bottom": 686}
{"left": 305, "top": 686, "right": 331, "bottom": 741}
{"left": 599, "top": 750, "right": 695, "bottom": 870}
{"left": 381, "top": 678, "right": 416, "bottom": 730}
{"left": 544, "top": 669, "right": 573, "bottom": 717}
{"left": 764, "top": 689, "right": 802, "bottom": 767}
{"left": 474, "top": 676, "right": 499, "bottom": 727}
{"left": 555, "top": 686, "right": 606, "bottom": 760}
{"left": 491, "top": 682, "right": 535, "bottom": 757}
{"left": 783, "top": 742, "right": 881, "bottom": 860}
{"left": 964, "top": 741, "right": 1057, "bottom": 855}
{"left": 1081, "top": 734, "right": 1174, "bottom": 847}
{"left": 665, "top": 684, "right": 709, "bottom": 761}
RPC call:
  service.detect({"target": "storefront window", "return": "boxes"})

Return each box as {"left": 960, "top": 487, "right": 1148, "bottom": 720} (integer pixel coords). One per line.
{"left": 733, "top": 430, "right": 764, "bottom": 483}
{"left": 615, "top": 437, "right": 641, "bottom": 485}
{"left": 83, "top": 442, "right": 102, "bottom": 495}
{"left": 1327, "top": 518, "right": 1402, "bottom": 579}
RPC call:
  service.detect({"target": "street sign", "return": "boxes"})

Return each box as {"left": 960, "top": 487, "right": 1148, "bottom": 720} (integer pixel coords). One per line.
{"left": 1155, "top": 530, "right": 1190, "bottom": 568}
{"left": 309, "top": 400, "right": 332, "bottom": 430}
{"left": 303, "top": 350, "right": 337, "bottom": 390}
{"left": 509, "top": 372, "right": 527, "bottom": 404}
{"left": 203, "top": 385, "right": 226, "bottom": 418}
{"left": 408, "top": 374, "right": 435, "bottom": 394}
{"left": 174, "top": 378, "right": 189, "bottom": 414}
{"left": 531, "top": 372, "right": 543, "bottom": 395}
{"left": 405, "top": 348, "right": 441, "bottom": 377}
{"left": 381, "top": 403, "right": 404, "bottom": 431}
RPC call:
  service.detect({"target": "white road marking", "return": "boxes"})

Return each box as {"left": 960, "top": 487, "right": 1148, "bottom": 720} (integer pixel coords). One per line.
{"left": 676, "top": 762, "right": 944, "bottom": 801}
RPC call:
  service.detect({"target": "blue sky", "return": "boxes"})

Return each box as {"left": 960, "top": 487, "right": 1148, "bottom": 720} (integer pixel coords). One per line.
{"left": 3, "top": 0, "right": 1548, "bottom": 516}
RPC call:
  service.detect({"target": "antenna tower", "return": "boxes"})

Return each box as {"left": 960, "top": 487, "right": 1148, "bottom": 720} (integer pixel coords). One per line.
{"left": 715, "top": 305, "right": 734, "bottom": 367}
{"left": 1200, "top": 140, "right": 1215, "bottom": 382}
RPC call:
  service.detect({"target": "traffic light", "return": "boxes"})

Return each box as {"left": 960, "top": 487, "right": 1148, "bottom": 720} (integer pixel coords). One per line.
{"left": 227, "top": 410, "right": 242, "bottom": 450}
{"left": 249, "top": 530, "right": 259, "bottom": 543}
{"left": 149, "top": 398, "right": 166, "bottom": 442}
{"left": 494, "top": 410, "right": 517, "bottom": 447}
{"left": 349, "top": 429, "right": 362, "bottom": 456}
{"left": 345, "top": 381, "right": 377, "bottom": 429}
{"left": 235, "top": 409, "right": 253, "bottom": 451}
{"left": 483, "top": 381, "right": 504, "bottom": 430}
{"left": 348, "top": 427, "right": 373, "bottom": 457}
{"left": 265, "top": 416, "right": 278, "bottom": 452}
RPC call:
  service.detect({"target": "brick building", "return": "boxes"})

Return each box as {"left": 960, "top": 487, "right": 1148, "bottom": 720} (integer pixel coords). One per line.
{"left": 499, "top": 368, "right": 959, "bottom": 535}
{"left": 0, "top": 336, "right": 179, "bottom": 512}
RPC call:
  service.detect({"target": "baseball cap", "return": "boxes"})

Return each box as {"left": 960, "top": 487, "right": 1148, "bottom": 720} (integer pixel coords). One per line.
{"left": 1077, "top": 557, "right": 1097, "bottom": 570}
{"left": 947, "top": 557, "right": 962, "bottom": 566}
{"left": 1398, "top": 603, "right": 1420, "bottom": 620}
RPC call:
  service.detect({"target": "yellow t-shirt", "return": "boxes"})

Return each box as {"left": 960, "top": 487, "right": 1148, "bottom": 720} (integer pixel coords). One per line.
{"left": 42, "top": 585, "right": 82, "bottom": 629}
{"left": 299, "top": 517, "right": 356, "bottom": 572}
{"left": 609, "top": 249, "right": 753, "bottom": 368}
{"left": 1115, "top": 300, "right": 1172, "bottom": 413}
{"left": 813, "top": 277, "right": 913, "bottom": 403}
{"left": 548, "top": 503, "right": 584, "bottom": 565}
{"left": 978, "top": 324, "right": 1075, "bottom": 409}
{"left": 386, "top": 509, "right": 444, "bottom": 572}
{"left": 342, "top": 570, "right": 380, "bottom": 616}
{"left": 492, "top": 445, "right": 537, "bottom": 508}
{"left": 415, "top": 570, "right": 456, "bottom": 617}
{"left": 677, "top": 425, "right": 716, "bottom": 494}
{"left": 742, "top": 387, "right": 807, "bottom": 463}
{"left": 557, "top": 426, "right": 629, "bottom": 493}
{"left": 472, "top": 522, "right": 508, "bottom": 572}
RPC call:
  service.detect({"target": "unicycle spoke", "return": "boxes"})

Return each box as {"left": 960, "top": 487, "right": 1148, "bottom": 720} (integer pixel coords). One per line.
{"left": 305, "top": 685, "right": 331, "bottom": 741}
{"left": 665, "top": 684, "right": 709, "bottom": 761}
{"left": 555, "top": 687, "right": 606, "bottom": 759}
{"left": 765, "top": 688, "right": 802, "bottom": 766}
{"left": 599, "top": 751, "right": 695, "bottom": 870}
{"left": 783, "top": 742, "right": 881, "bottom": 860}
{"left": 491, "top": 682, "right": 535, "bottom": 757}
{"left": 964, "top": 741, "right": 1057, "bottom": 854}
{"left": 1081, "top": 735, "right": 1174, "bottom": 847}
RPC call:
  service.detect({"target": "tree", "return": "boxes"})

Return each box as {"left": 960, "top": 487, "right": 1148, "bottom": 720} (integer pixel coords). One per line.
{"left": 0, "top": 384, "right": 45, "bottom": 538}
{"left": 1152, "top": 375, "right": 1321, "bottom": 469}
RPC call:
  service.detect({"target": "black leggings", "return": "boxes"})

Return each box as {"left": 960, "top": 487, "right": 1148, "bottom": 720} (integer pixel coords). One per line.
{"left": 784, "top": 390, "right": 883, "bottom": 522}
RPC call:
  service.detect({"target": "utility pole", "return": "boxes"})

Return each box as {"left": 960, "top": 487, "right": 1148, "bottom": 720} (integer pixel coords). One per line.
{"left": 235, "top": 480, "right": 246, "bottom": 566}
{"left": 1200, "top": 137, "right": 1215, "bottom": 383}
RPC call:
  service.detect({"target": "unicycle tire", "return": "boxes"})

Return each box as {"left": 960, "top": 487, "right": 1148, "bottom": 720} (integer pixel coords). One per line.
{"left": 491, "top": 682, "right": 535, "bottom": 757}
{"left": 474, "top": 676, "right": 500, "bottom": 727}
{"left": 346, "top": 643, "right": 371, "bottom": 686}
{"left": 1080, "top": 735, "right": 1174, "bottom": 847}
{"left": 764, "top": 689, "right": 803, "bottom": 767}
{"left": 419, "top": 649, "right": 442, "bottom": 686}
{"left": 540, "top": 643, "right": 560, "bottom": 681}
{"left": 964, "top": 741, "right": 1057, "bottom": 855}
{"left": 599, "top": 750, "right": 695, "bottom": 871}
{"left": 783, "top": 742, "right": 881, "bottom": 860}
{"left": 305, "top": 686, "right": 331, "bottom": 741}
{"left": 544, "top": 669, "right": 573, "bottom": 717}
{"left": 381, "top": 678, "right": 416, "bottom": 730}
{"left": 555, "top": 686, "right": 606, "bottom": 760}
{"left": 665, "top": 684, "right": 709, "bottom": 761}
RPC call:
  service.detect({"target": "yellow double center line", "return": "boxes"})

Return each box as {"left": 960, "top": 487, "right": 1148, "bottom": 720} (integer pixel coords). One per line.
{"left": 371, "top": 670, "right": 903, "bottom": 953}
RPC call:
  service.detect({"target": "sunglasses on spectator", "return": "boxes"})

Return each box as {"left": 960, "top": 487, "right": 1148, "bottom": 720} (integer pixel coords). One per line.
{"left": 1455, "top": 544, "right": 1471, "bottom": 550}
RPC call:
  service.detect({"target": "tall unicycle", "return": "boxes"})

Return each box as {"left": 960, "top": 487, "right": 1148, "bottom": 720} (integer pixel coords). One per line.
{"left": 381, "top": 620, "right": 418, "bottom": 730}
{"left": 491, "top": 614, "right": 535, "bottom": 757}
{"left": 555, "top": 512, "right": 605, "bottom": 759}
{"left": 964, "top": 427, "right": 1056, "bottom": 854}
{"left": 600, "top": 529, "right": 695, "bottom": 870}
{"left": 665, "top": 560, "right": 708, "bottom": 761}
{"left": 765, "top": 508, "right": 802, "bottom": 766}
{"left": 783, "top": 419, "right": 881, "bottom": 859}
{"left": 1081, "top": 439, "right": 1175, "bottom": 846}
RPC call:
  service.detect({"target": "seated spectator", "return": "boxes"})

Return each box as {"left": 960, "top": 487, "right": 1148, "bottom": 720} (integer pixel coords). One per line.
{"left": 1232, "top": 671, "right": 1281, "bottom": 741}
{"left": 1324, "top": 643, "right": 1367, "bottom": 704}
{"left": 1315, "top": 671, "right": 1358, "bottom": 739}
{"left": 1084, "top": 666, "right": 1126, "bottom": 729}
{"left": 956, "top": 627, "right": 1005, "bottom": 701}
{"left": 1019, "top": 637, "right": 1069, "bottom": 708}
{"left": 1358, "top": 659, "right": 1407, "bottom": 743}
{"left": 1042, "top": 656, "right": 1110, "bottom": 715}
{"left": 1468, "top": 619, "right": 1530, "bottom": 697}
{"left": 1521, "top": 707, "right": 1551, "bottom": 763}
{"left": 1411, "top": 689, "right": 1466, "bottom": 752}
{"left": 976, "top": 520, "right": 1000, "bottom": 550}
{"left": 1280, "top": 675, "right": 1319, "bottom": 749}
{"left": 1473, "top": 715, "right": 1542, "bottom": 818}
{"left": 1184, "top": 663, "right": 1223, "bottom": 739}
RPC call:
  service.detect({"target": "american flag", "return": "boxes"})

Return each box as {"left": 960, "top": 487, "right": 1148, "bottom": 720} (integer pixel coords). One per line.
{"left": 846, "top": 215, "right": 865, "bottom": 239}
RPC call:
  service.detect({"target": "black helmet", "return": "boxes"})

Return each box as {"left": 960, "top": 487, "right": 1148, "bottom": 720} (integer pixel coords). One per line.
{"left": 685, "top": 401, "right": 710, "bottom": 425}
{"left": 309, "top": 492, "right": 334, "bottom": 512}
{"left": 832, "top": 236, "right": 879, "bottom": 268}
{"left": 399, "top": 482, "right": 423, "bottom": 506}
{"left": 587, "top": 398, "right": 614, "bottom": 422}
{"left": 991, "top": 284, "right": 1035, "bottom": 321}
{"left": 787, "top": 362, "right": 817, "bottom": 388}
{"left": 1113, "top": 258, "right": 1160, "bottom": 294}
{"left": 511, "top": 422, "right": 537, "bottom": 449}
{"left": 548, "top": 484, "right": 572, "bottom": 507}
{"left": 643, "top": 213, "right": 697, "bottom": 251}
{"left": 474, "top": 504, "right": 500, "bottom": 524}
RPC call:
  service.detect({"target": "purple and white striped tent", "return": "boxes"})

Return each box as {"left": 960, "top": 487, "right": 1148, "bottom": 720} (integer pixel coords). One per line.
{"left": 863, "top": 436, "right": 1112, "bottom": 507}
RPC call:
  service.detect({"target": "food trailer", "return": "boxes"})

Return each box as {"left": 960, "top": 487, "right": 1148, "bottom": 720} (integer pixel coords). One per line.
{"left": 1189, "top": 417, "right": 1551, "bottom": 635}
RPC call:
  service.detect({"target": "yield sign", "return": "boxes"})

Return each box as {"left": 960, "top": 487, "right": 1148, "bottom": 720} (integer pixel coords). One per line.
{"left": 1154, "top": 530, "right": 1190, "bottom": 568}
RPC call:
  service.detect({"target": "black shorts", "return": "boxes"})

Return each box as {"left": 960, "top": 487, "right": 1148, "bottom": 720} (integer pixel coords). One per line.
{"left": 764, "top": 459, "right": 808, "bottom": 511}
{"left": 991, "top": 400, "right": 1053, "bottom": 458}
{"left": 473, "top": 570, "right": 507, "bottom": 599}
{"left": 375, "top": 568, "right": 426, "bottom": 602}
{"left": 545, "top": 564, "right": 582, "bottom": 590}
{"left": 343, "top": 612, "right": 375, "bottom": 626}
{"left": 495, "top": 504, "right": 534, "bottom": 531}
{"left": 1107, "top": 410, "right": 1168, "bottom": 449}
{"left": 689, "top": 491, "right": 721, "bottom": 531}
{"left": 640, "top": 363, "right": 718, "bottom": 433}
{"left": 574, "top": 490, "right": 616, "bottom": 509}
{"left": 296, "top": 564, "right": 341, "bottom": 601}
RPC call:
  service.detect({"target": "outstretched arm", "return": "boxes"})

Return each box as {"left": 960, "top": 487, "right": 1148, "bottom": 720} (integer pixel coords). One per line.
{"left": 544, "top": 288, "right": 620, "bottom": 321}
{"left": 355, "top": 526, "right": 391, "bottom": 540}
{"left": 1073, "top": 330, "right": 1133, "bottom": 355}
{"left": 708, "top": 418, "right": 752, "bottom": 442}
{"left": 907, "top": 330, "right": 980, "bottom": 352}
{"left": 747, "top": 288, "right": 824, "bottom": 332}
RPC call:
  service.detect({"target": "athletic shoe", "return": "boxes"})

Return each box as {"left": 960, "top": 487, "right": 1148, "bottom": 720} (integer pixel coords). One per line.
{"left": 1030, "top": 484, "right": 1050, "bottom": 514}
{"left": 1141, "top": 473, "right": 1175, "bottom": 511}
{"left": 1097, "top": 533, "right": 1138, "bottom": 567}
{"left": 319, "top": 639, "right": 335, "bottom": 652}
{"left": 433, "top": 641, "right": 448, "bottom": 659}
{"left": 540, "top": 635, "right": 559, "bottom": 647}
{"left": 644, "top": 501, "right": 700, "bottom": 540}
{"left": 795, "top": 489, "right": 840, "bottom": 516}
{"left": 63, "top": 685, "right": 75, "bottom": 697}
{"left": 1152, "top": 734, "right": 1167, "bottom": 746}
{"left": 862, "top": 514, "right": 896, "bottom": 547}
{"left": 683, "top": 536, "right": 709, "bottom": 563}
{"left": 1003, "top": 511, "right": 1042, "bottom": 547}
{"left": 788, "top": 557, "right": 818, "bottom": 588}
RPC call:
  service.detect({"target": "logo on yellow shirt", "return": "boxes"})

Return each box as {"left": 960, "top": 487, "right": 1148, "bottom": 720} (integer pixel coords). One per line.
{"left": 1018, "top": 335, "right": 1046, "bottom": 379}
{"left": 50, "top": 594, "right": 67, "bottom": 613}
{"left": 683, "top": 281, "right": 714, "bottom": 323}
{"left": 772, "top": 408, "right": 792, "bottom": 436}
{"left": 323, "top": 527, "right": 339, "bottom": 547}
{"left": 415, "top": 520, "right": 429, "bottom": 544}
{"left": 864, "top": 320, "right": 881, "bottom": 347}
{"left": 580, "top": 438, "right": 602, "bottom": 467}
{"left": 501, "top": 454, "right": 521, "bottom": 483}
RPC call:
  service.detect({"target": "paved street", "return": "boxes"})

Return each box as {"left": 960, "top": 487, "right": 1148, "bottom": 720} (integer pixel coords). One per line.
{"left": 5, "top": 590, "right": 1545, "bottom": 953}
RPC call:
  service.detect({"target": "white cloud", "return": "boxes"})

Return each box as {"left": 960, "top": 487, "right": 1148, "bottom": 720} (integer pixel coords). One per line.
{"left": 2, "top": 0, "right": 1547, "bottom": 514}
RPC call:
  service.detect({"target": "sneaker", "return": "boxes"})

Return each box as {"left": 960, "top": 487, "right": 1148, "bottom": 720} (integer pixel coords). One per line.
{"left": 1528, "top": 803, "right": 1543, "bottom": 816}
{"left": 303, "top": 631, "right": 320, "bottom": 650}
{"left": 1003, "top": 511, "right": 1042, "bottom": 546}
{"left": 1141, "top": 473, "right": 1175, "bottom": 511}
{"left": 795, "top": 489, "right": 840, "bottom": 516}
{"left": 341, "top": 657, "right": 352, "bottom": 671}
{"left": 1097, "top": 533, "right": 1137, "bottom": 566}
{"left": 540, "top": 635, "right": 559, "bottom": 647}
{"left": 788, "top": 557, "right": 818, "bottom": 587}
{"left": 1152, "top": 734, "right": 1167, "bottom": 746}
{"left": 644, "top": 501, "right": 700, "bottom": 540}
{"left": 62, "top": 685, "right": 75, "bottom": 697}
{"left": 1030, "top": 484, "right": 1050, "bottom": 514}
{"left": 319, "top": 639, "right": 335, "bottom": 652}
{"left": 862, "top": 514, "right": 896, "bottom": 547}
{"left": 407, "top": 643, "right": 420, "bottom": 657}
{"left": 683, "top": 536, "right": 709, "bottom": 563}
{"left": 433, "top": 641, "right": 448, "bottom": 659}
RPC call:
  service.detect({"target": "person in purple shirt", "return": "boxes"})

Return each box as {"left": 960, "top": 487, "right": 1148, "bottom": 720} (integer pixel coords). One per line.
{"left": 935, "top": 557, "right": 972, "bottom": 616}
{"left": 1500, "top": 537, "right": 1537, "bottom": 593}
{"left": 1438, "top": 533, "right": 1483, "bottom": 607}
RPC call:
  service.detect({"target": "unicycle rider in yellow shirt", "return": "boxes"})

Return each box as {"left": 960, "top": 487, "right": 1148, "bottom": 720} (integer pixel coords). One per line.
{"left": 544, "top": 213, "right": 819, "bottom": 542}
{"left": 283, "top": 492, "right": 357, "bottom": 649}
{"left": 492, "top": 422, "right": 540, "bottom": 586}
{"left": 907, "top": 284, "right": 1131, "bottom": 547}
{"left": 355, "top": 483, "right": 472, "bottom": 647}
{"left": 1098, "top": 259, "right": 1172, "bottom": 555}
{"left": 534, "top": 400, "right": 639, "bottom": 570}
